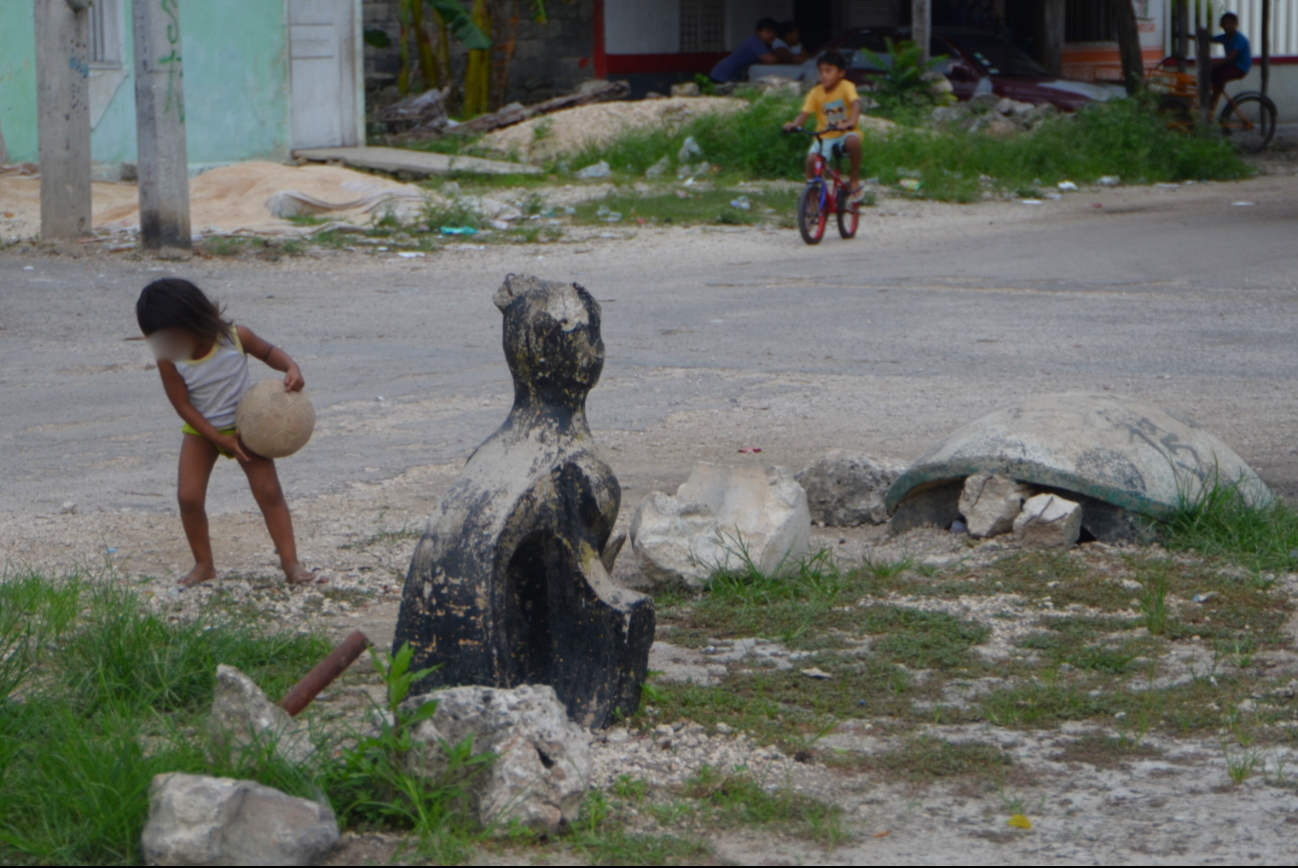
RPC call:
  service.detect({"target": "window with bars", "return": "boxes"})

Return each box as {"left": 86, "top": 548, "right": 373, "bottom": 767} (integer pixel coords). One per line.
{"left": 680, "top": 0, "right": 725, "bottom": 52}
{"left": 88, "top": 0, "right": 122, "bottom": 67}
{"left": 1065, "top": 1, "right": 1117, "bottom": 43}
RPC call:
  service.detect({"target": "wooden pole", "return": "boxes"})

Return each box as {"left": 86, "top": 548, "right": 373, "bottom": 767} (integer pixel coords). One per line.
{"left": 133, "top": 0, "right": 192, "bottom": 256}
{"left": 1175, "top": 0, "right": 1189, "bottom": 72}
{"left": 34, "top": 0, "right": 93, "bottom": 239}
{"left": 1260, "top": 0, "right": 1271, "bottom": 96}
{"left": 1109, "top": 0, "right": 1144, "bottom": 94}
{"left": 1196, "top": 26, "right": 1212, "bottom": 128}
{"left": 1041, "top": 0, "right": 1064, "bottom": 77}
{"left": 912, "top": 0, "right": 930, "bottom": 63}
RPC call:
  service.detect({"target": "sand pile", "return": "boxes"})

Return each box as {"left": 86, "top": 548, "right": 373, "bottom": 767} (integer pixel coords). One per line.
{"left": 1, "top": 161, "right": 428, "bottom": 241}
{"left": 483, "top": 97, "right": 745, "bottom": 163}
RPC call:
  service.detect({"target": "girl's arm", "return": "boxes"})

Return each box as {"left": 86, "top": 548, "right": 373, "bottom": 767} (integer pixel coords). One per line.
{"left": 237, "top": 326, "right": 305, "bottom": 392}
{"left": 158, "top": 361, "right": 251, "bottom": 462}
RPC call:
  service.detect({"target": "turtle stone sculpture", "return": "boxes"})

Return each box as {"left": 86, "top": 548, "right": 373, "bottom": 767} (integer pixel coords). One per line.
{"left": 393, "top": 275, "right": 654, "bottom": 728}
{"left": 885, "top": 391, "right": 1272, "bottom": 540}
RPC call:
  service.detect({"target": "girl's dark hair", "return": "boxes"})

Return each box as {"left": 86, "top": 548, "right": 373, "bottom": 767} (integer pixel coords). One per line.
{"left": 136, "top": 278, "right": 235, "bottom": 343}
{"left": 818, "top": 49, "right": 849, "bottom": 71}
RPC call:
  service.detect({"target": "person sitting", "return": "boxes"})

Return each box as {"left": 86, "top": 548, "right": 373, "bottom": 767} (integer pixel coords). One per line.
{"left": 772, "top": 21, "right": 809, "bottom": 64}
{"left": 710, "top": 18, "right": 780, "bottom": 83}
{"left": 1211, "top": 12, "right": 1251, "bottom": 111}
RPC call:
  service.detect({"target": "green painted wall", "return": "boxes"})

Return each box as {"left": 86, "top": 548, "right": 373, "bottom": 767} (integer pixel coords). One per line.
{"left": 0, "top": 2, "right": 38, "bottom": 162}
{"left": 0, "top": 0, "right": 290, "bottom": 169}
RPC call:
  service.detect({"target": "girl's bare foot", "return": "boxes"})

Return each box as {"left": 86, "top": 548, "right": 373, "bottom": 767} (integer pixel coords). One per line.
{"left": 179, "top": 563, "right": 217, "bottom": 587}
{"left": 284, "top": 564, "right": 315, "bottom": 585}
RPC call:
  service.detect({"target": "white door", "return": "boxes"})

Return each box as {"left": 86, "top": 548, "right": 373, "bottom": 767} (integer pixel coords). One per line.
{"left": 289, "top": 0, "right": 360, "bottom": 149}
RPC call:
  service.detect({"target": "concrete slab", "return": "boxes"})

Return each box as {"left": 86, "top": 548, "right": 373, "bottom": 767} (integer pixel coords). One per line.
{"left": 294, "top": 146, "right": 540, "bottom": 177}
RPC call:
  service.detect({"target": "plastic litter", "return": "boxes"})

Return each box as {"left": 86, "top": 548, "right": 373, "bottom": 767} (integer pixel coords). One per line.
{"left": 396, "top": 251, "right": 425, "bottom": 258}
{"left": 729, "top": 196, "right": 751, "bottom": 210}
{"left": 678, "top": 136, "right": 703, "bottom": 162}
{"left": 439, "top": 226, "right": 478, "bottom": 236}
{"left": 1192, "top": 592, "right": 1217, "bottom": 603}
{"left": 951, "top": 520, "right": 968, "bottom": 534}
{"left": 1057, "top": 181, "right": 1078, "bottom": 191}
{"left": 1233, "top": 201, "right": 1255, "bottom": 207}
{"left": 575, "top": 160, "right": 611, "bottom": 179}
{"left": 1021, "top": 199, "right": 1043, "bottom": 205}
{"left": 1007, "top": 815, "right": 1032, "bottom": 830}
{"left": 898, "top": 178, "right": 922, "bottom": 192}
{"left": 1097, "top": 175, "right": 1120, "bottom": 186}
{"left": 873, "top": 831, "right": 890, "bottom": 839}
{"left": 801, "top": 667, "right": 832, "bottom": 679}
{"left": 737, "top": 447, "right": 762, "bottom": 454}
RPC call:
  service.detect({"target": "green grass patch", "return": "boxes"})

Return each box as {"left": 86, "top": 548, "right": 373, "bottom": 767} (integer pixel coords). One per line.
{"left": 562, "top": 90, "right": 1247, "bottom": 200}
{"left": 682, "top": 766, "right": 847, "bottom": 847}
{"left": 1055, "top": 733, "right": 1162, "bottom": 768}
{"left": 0, "top": 574, "right": 498, "bottom": 866}
{"left": 570, "top": 187, "right": 796, "bottom": 228}
{"left": 1164, "top": 479, "right": 1298, "bottom": 574}
{"left": 849, "top": 735, "right": 1012, "bottom": 781}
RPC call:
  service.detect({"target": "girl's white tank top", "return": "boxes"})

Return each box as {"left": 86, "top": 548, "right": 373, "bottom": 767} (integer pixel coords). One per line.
{"left": 176, "top": 329, "right": 251, "bottom": 429}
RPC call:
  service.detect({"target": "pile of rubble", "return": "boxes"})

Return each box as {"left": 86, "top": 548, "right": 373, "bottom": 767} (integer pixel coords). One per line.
{"left": 931, "top": 93, "right": 1061, "bottom": 137}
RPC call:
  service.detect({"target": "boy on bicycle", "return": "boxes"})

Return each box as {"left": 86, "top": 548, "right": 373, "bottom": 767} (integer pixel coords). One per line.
{"left": 1211, "top": 12, "right": 1252, "bottom": 112}
{"left": 783, "top": 50, "right": 864, "bottom": 201}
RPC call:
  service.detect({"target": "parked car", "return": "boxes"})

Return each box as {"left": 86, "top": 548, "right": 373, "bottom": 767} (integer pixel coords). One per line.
{"left": 796, "top": 27, "right": 1124, "bottom": 111}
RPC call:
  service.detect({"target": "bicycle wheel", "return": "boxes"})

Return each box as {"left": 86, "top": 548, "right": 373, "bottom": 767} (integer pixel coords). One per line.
{"left": 1220, "top": 93, "right": 1277, "bottom": 152}
{"left": 836, "top": 188, "right": 859, "bottom": 239}
{"left": 798, "top": 183, "right": 827, "bottom": 245}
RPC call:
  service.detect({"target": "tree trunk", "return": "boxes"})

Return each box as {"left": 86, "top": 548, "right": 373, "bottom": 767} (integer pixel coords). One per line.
{"left": 411, "top": 1, "right": 441, "bottom": 89}
{"left": 1109, "top": 0, "right": 1143, "bottom": 94}
{"left": 912, "top": 0, "right": 930, "bottom": 63}
{"left": 1175, "top": 0, "right": 1189, "bottom": 72}
{"left": 1260, "top": 0, "right": 1271, "bottom": 95}
{"left": 1196, "top": 26, "right": 1212, "bottom": 127}
{"left": 1040, "top": 0, "right": 1064, "bottom": 77}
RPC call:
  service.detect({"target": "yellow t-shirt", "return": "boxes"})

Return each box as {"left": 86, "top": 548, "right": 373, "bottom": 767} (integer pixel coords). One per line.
{"left": 802, "top": 80, "right": 860, "bottom": 139}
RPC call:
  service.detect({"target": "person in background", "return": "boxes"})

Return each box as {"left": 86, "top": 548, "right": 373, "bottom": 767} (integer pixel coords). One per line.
{"left": 773, "top": 21, "right": 809, "bottom": 64}
{"left": 1211, "top": 12, "right": 1252, "bottom": 111}
{"left": 710, "top": 17, "right": 780, "bottom": 83}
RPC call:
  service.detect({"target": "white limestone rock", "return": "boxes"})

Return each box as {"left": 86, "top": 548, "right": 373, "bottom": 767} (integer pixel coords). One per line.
{"left": 629, "top": 463, "right": 811, "bottom": 588}
{"left": 403, "top": 684, "right": 590, "bottom": 836}
{"left": 1013, "top": 493, "right": 1083, "bottom": 550}
{"left": 141, "top": 773, "right": 338, "bottom": 866}
{"left": 796, "top": 451, "right": 902, "bottom": 527}
{"left": 958, "top": 473, "right": 1034, "bottom": 538}
{"left": 208, "top": 665, "right": 313, "bottom": 764}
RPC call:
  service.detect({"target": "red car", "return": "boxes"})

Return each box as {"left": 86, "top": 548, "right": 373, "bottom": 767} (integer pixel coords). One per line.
{"left": 815, "top": 27, "right": 1125, "bottom": 111}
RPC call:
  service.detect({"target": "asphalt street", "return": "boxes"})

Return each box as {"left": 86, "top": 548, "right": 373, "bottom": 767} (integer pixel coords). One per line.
{"left": 3, "top": 173, "right": 1298, "bottom": 522}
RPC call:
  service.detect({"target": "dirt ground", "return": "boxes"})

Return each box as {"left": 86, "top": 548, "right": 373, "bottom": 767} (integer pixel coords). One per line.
{"left": 3, "top": 163, "right": 1298, "bottom": 864}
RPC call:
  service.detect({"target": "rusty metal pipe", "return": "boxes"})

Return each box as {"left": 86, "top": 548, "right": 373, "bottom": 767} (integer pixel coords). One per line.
{"left": 279, "top": 630, "right": 371, "bottom": 717}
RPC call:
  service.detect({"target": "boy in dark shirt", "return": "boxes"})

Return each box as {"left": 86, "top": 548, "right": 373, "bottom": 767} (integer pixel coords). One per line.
{"left": 1211, "top": 12, "right": 1252, "bottom": 110}
{"left": 710, "top": 18, "right": 780, "bottom": 83}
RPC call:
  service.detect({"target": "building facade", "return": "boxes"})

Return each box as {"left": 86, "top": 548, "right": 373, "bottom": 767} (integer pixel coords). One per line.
{"left": 0, "top": 0, "right": 364, "bottom": 175}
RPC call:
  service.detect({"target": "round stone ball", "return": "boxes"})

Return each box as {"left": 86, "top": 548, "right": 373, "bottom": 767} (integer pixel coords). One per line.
{"left": 235, "top": 379, "right": 316, "bottom": 459}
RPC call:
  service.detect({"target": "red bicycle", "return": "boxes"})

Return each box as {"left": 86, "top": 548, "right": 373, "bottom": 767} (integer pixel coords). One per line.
{"left": 786, "top": 128, "right": 859, "bottom": 245}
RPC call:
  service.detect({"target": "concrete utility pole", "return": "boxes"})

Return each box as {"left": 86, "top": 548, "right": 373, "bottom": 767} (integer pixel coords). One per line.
{"left": 133, "top": 0, "right": 191, "bottom": 256}
{"left": 912, "top": 0, "right": 930, "bottom": 63}
{"left": 1041, "top": 0, "right": 1064, "bottom": 77}
{"left": 34, "top": 0, "right": 93, "bottom": 239}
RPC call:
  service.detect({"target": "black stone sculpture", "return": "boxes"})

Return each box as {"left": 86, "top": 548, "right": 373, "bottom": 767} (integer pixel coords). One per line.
{"left": 393, "top": 274, "right": 655, "bottom": 728}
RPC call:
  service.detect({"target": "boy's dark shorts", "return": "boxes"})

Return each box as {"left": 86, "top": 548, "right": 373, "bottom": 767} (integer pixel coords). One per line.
{"left": 1212, "top": 64, "right": 1247, "bottom": 89}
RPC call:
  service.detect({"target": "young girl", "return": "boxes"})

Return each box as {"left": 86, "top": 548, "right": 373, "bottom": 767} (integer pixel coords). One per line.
{"left": 136, "top": 278, "right": 315, "bottom": 587}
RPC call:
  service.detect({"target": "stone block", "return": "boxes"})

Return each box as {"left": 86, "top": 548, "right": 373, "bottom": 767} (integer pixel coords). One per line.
{"left": 958, "top": 473, "right": 1033, "bottom": 538}
{"left": 797, "top": 451, "right": 902, "bottom": 527}
{"left": 1013, "top": 493, "right": 1082, "bottom": 550}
